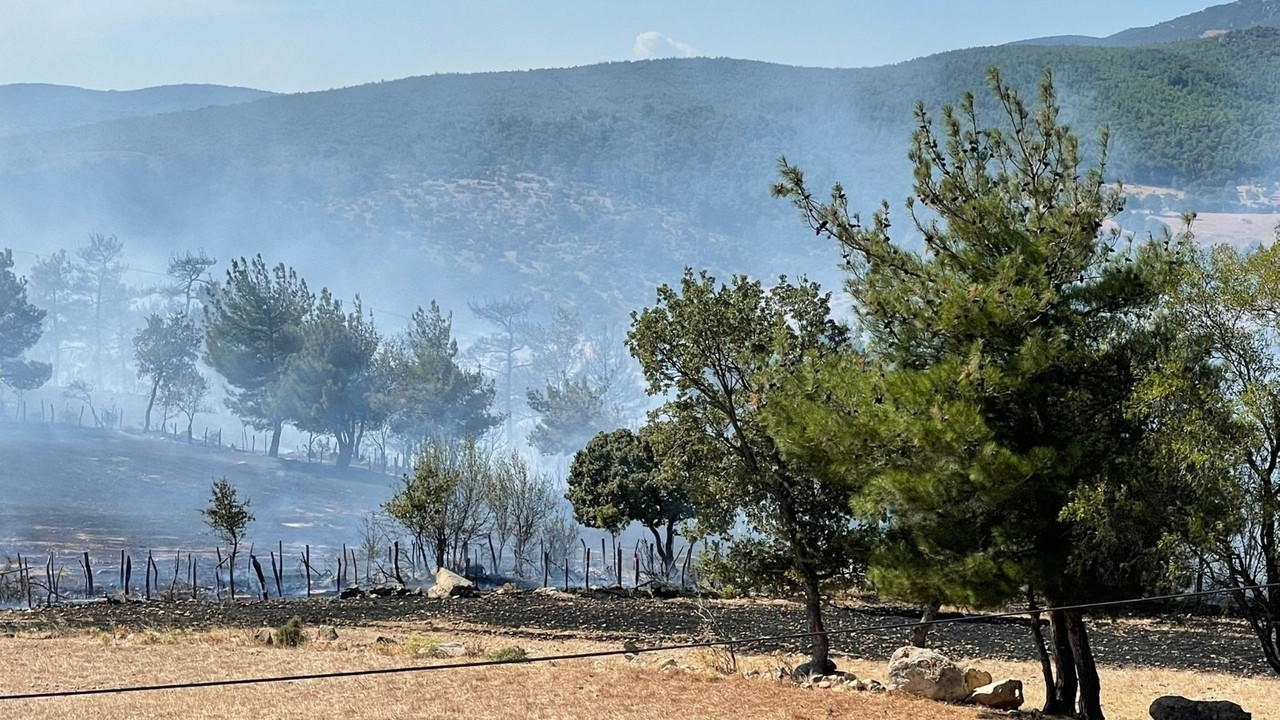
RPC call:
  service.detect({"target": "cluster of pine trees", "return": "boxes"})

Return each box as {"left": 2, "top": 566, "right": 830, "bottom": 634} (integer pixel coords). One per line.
{"left": 567, "top": 70, "right": 1280, "bottom": 719}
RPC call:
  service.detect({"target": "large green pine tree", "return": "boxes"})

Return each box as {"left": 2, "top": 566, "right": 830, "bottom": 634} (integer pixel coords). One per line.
{"left": 204, "top": 256, "right": 312, "bottom": 458}
{"left": 282, "top": 289, "right": 381, "bottom": 470}
{"left": 771, "top": 70, "right": 1213, "bottom": 719}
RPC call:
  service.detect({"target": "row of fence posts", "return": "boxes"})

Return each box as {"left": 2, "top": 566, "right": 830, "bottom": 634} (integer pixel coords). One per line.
{"left": 2, "top": 537, "right": 706, "bottom": 607}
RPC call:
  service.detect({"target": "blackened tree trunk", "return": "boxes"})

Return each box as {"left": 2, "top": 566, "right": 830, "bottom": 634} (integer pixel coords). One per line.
{"left": 144, "top": 379, "right": 159, "bottom": 431}
{"left": 911, "top": 599, "right": 942, "bottom": 648}
{"left": 1045, "top": 609, "right": 1079, "bottom": 716}
{"left": 1066, "top": 611, "right": 1105, "bottom": 720}
{"left": 802, "top": 572, "right": 833, "bottom": 674}
{"left": 268, "top": 419, "right": 283, "bottom": 458}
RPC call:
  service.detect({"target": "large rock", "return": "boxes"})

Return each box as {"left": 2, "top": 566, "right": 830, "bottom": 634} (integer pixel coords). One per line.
{"left": 427, "top": 568, "right": 480, "bottom": 599}
{"left": 885, "top": 646, "right": 967, "bottom": 702}
{"left": 963, "top": 667, "right": 993, "bottom": 692}
{"left": 1149, "top": 696, "right": 1251, "bottom": 720}
{"left": 970, "top": 679, "right": 1024, "bottom": 710}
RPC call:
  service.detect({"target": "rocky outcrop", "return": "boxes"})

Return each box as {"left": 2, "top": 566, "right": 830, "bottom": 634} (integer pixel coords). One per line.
{"left": 885, "top": 646, "right": 967, "bottom": 702}
{"left": 427, "top": 568, "right": 480, "bottom": 599}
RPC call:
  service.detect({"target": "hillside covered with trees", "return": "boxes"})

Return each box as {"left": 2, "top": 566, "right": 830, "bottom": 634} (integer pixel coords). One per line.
{"left": 2, "top": 27, "right": 1280, "bottom": 318}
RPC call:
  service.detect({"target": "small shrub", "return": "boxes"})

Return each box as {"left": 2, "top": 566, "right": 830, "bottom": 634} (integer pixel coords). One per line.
{"left": 403, "top": 635, "right": 442, "bottom": 657}
{"left": 483, "top": 646, "right": 528, "bottom": 662}
{"left": 275, "top": 616, "right": 306, "bottom": 648}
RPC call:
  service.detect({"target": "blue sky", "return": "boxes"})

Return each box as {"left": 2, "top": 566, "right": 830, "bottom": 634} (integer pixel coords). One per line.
{"left": 0, "top": 0, "right": 1219, "bottom": 92}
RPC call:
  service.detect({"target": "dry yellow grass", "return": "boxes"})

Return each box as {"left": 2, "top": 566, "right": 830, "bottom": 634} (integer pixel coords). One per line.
{"left": 0, "top": 625, "right": 1274, "bottom": 720}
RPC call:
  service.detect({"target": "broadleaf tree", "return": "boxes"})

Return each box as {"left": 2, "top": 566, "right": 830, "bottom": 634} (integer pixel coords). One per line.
{"left": 627, "top": 269, "right": 870, "bottom": 674}
{"left": 566, "top": 425, "right": 695, "bottom": 575}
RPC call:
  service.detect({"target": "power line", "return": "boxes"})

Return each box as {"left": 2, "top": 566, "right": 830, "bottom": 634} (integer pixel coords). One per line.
{"left": 0, "top": 581, "right": 1274, "bottom": 702}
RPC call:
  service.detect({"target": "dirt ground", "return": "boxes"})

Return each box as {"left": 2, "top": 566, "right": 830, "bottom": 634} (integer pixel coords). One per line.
{"left": 0, "top": 623, "right": 1273, "bottom": 720}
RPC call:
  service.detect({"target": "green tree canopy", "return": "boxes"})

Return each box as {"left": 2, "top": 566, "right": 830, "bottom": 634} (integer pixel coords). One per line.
{"left": 566, "top": 425, "right": 695, "bottom": 574}
{"left": 379, "top": 302, "right": 499, "bottom": 445}
{"left": 204, "top": 255, "right": 313, "bottom": 458}
{"left": 771, "top": 69, "right": 1216, "bottom": 719}
{"left": 628, "top": 269, "right": 868, "bottom": 673}
{"left": 0, "top": 249, "right": 51, "bottom": 392}
{"left": 133, "top": 313, "right": 201, "bottom": 432}
{"left": 281, "top": 289, "right": 381, "bottom": 470}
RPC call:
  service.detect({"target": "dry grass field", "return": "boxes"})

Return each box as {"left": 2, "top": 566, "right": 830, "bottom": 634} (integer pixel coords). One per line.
{"left": 0, "top": 624, "right": 1274, "bottom": 720}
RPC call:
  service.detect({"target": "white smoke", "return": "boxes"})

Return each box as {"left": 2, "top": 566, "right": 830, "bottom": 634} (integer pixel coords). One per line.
{"left": 631, "top": 31, "right": 696, "bottom": 60}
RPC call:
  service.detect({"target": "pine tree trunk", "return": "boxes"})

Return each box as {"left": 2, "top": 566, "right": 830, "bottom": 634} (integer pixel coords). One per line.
{"left": 801, "top": 572, "right": 833, "bottom": 674}
{"left": 1066, "top": 611, "right": 1105, "bottom": 720}
{"left": 1045, "top": 609, "right": 1078, "bottom": 716}
{"left": 1028, "top": 605, "right": 1057, "bottom": 709}
{"left": 911, "top": 599, "right": 942, "bottom": 648}
{"left": 268, "top": 419, "right": 282, "bottom": 458}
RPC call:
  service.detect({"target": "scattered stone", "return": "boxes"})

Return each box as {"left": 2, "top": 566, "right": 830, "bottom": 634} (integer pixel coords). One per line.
{"left": 531, "top": 587, "right": 572, "bottom": 599}
{"left": 427, "top": 568, "right": 480, "bottom": 599}
{"left": 493, "top": 582, "right": 518, "bottom": 595}
{"left": 338, "top": 586, "right": 362, "bottom": 600}
{"left": 886, "top": 646, "right": 967, "bottom": 702}
{"left": 315, "top": 625, "right": 339, "bottom": 642}
{"left": 251, "top": 628, "right": 273, "bottom": 645}
{"left": 1149, "top": 696, "right": 1251, "bottom": 720}
{"left": 866, "top": 679, "right": 886, "bottom": 693}
{"left": 435, "top": 642, "right": 466, "bottom": 657}
{"left": 963, "top": 667, "right": 993, "bottom": 692}
{"left": 969, "top": 678, "right": 1024, "bottom": 710}
{"left": 817, "top": 680, "right": 833, "bottom": 689}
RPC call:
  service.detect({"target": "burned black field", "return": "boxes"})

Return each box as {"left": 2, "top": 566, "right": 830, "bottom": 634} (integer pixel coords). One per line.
{"left": 0, "top": 591, "right": 1268, "bottom": 677}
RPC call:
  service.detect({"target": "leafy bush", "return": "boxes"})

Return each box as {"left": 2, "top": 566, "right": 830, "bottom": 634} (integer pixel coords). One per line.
{"left": 483, "top": 646, "right": 528, "bottom": 662}
{"left": 275, "top": 616, "right": 306, "bottom": 648}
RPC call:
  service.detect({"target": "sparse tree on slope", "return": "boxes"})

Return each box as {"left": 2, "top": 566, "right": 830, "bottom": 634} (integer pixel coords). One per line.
{"left": 204, "top": 256, "right": 312, "bottom": 458}
{"left": 0, "top": 249, "right": 51, "bottom": 392}
{"left": 167, "top": 250, "right": 216, "bottom": 317}
{"left": 133, "top": 313, "right": 201, "bottom": 432}
{"left": 74, "top": 234, "right": 126, "bottom": 390}
{"left": 26, "top": 249, "right": 76, "bottom": 385}
{"left": 201, "top": 477, "right": 254, "bottom": 601}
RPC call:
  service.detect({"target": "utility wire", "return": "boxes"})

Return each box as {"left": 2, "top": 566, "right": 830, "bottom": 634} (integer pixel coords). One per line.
{"left": 1, "top": 581, "right": 1274, "bottom": 702}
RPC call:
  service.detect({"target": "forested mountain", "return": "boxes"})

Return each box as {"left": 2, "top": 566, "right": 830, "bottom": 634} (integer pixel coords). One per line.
{"left": 0, "top": 84, "right": 274, "bottom": 138}
{"left": 2, "top": 25, "right": 1279, "bottom": 318}
{"left": 1016, "top": 0, "right": 1280, "bottom": 47}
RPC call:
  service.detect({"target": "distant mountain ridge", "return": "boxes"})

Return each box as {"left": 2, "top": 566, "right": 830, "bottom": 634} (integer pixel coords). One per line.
{"left": 1015, "top": 0, "right": 1280, "bottom": 47}
{"left": 0, "top": 83, "right": 275, "bottom": 137}
{"left": 2, "top": 6, "right": 1279, "bottom": 325}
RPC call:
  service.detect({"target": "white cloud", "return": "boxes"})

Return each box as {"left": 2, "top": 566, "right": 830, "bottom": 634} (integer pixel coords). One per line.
{"left": 631, "top": 31, "right": 696, "bottom": 60}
